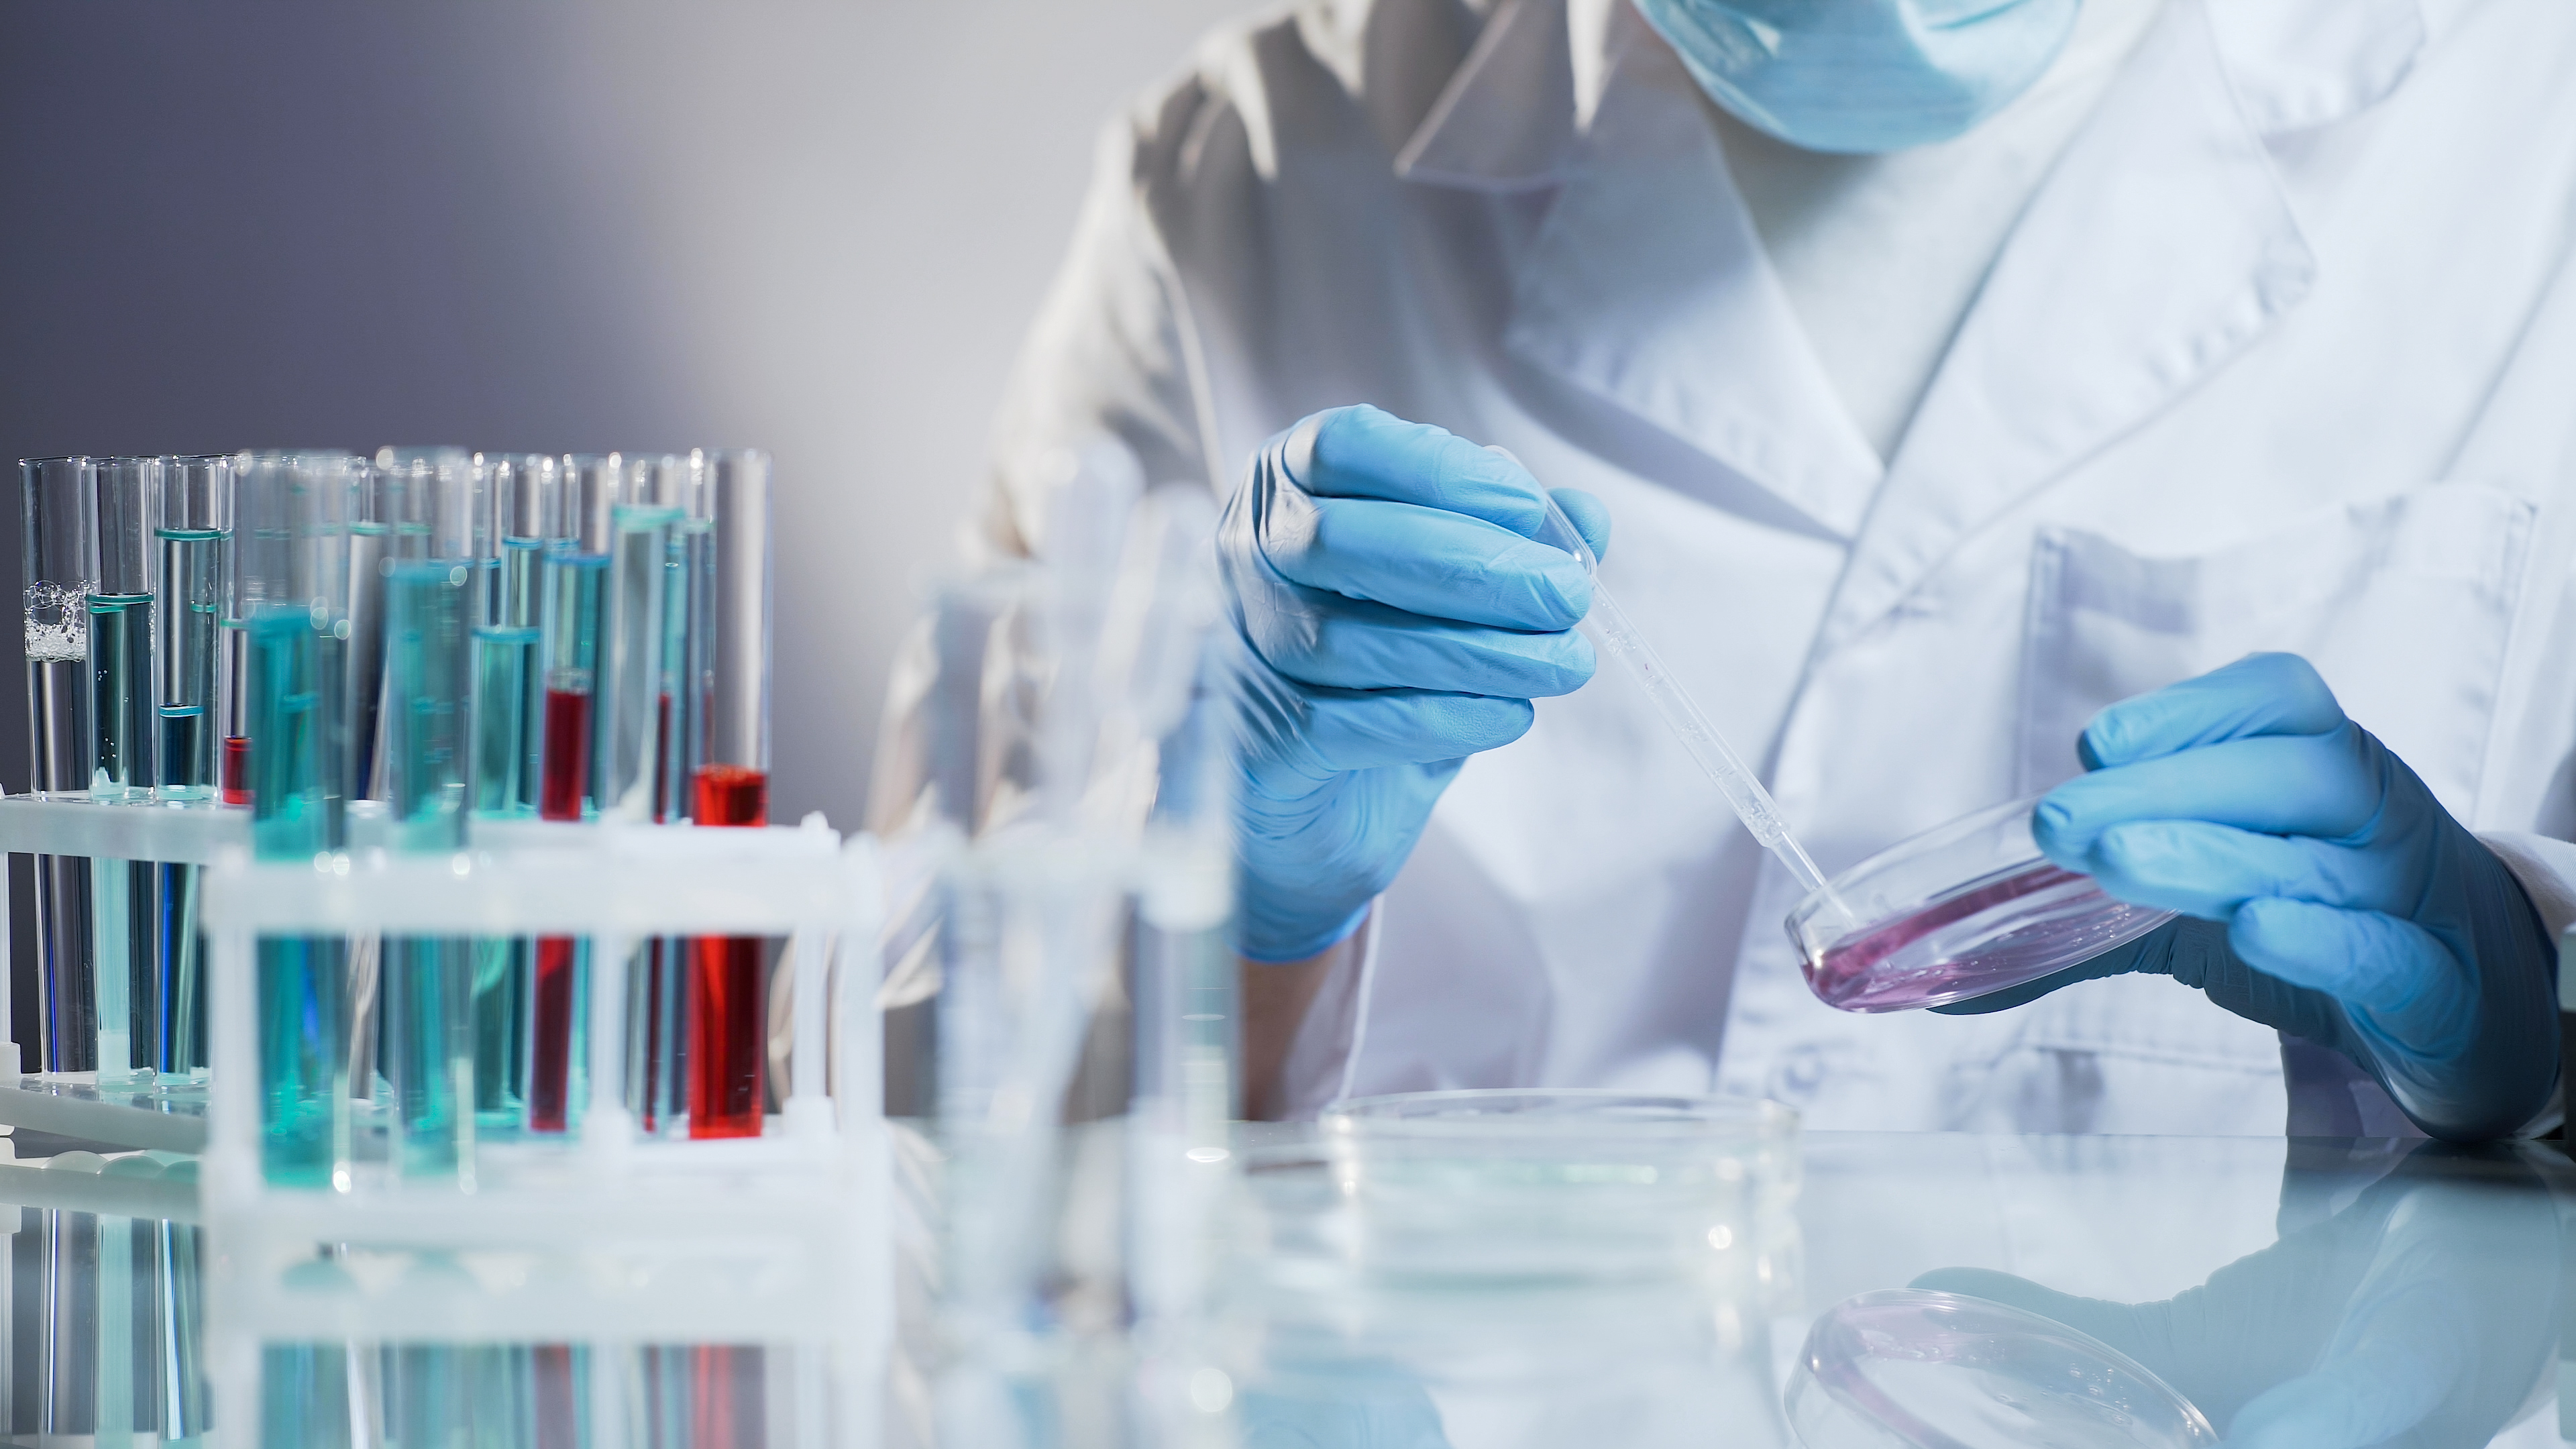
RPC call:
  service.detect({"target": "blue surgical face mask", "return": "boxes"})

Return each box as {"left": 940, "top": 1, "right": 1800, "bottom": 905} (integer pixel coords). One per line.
{"left": 1633, "top": 0, "right": 2083, "bottom": 154}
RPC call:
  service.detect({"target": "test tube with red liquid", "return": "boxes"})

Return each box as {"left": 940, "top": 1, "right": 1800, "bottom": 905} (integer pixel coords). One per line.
{"left": 688, "top": 450, "right": 772, "bottom": 1140}
{"left": 528, "top": 547, "right": 608, "bottom": 1132}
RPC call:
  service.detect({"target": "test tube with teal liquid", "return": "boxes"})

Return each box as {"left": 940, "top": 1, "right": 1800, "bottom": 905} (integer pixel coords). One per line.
{"left": 465, "top": 455, "right": 564, "bottom": 1135}
{"left": 89, "top": 458, "right": 158, "bottom": 1082}
{"left": 383, "top": 553, "right": 476, "bottom": 1183}
{"left": 152, "top": 455, "right": 231, "bottom": 1079}
{"left": 237, "top": 451, "right": 356, "bottom": 1188}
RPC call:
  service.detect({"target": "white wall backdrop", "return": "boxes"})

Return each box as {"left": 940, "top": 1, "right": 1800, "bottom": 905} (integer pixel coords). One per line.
{"left": 0, "top": 0, "right": 1266, "bottom": 830}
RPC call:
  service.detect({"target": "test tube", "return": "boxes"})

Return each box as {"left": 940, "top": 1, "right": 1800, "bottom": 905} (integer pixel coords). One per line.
{"left": 345, "top": 460, "right": 397, "bottom": 803}
{"left": 528, "top": 548, "right": 607, "bottom": 1134}
{"left": 383, "top": 547, "right": 476, "bottom": 1183}
{"left": 236, "top": 451, "right": 356, "bottom": 1187}
{"left": 689, "top": 451, "right": 771, "bottom": 1139}
{"left": 152, "top": 456, "right": 231, "bottom": 1079}
{"left": 631, "top": 458, "right": 711, "bottom": 1132}
{"left": 474, "top": 455, "right": 560, "bottom": 819}
{"left": 21, "top": 458, "right": 97, "bottom": 1072}
{"left": 596, "top": 504, "right": 674, "bottom": 824}
{"left": 90, "top": 458, "right": 158, "bottom": 1082}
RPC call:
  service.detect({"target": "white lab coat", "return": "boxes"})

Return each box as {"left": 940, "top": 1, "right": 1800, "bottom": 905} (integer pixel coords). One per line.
{"left": 979, "top": 0, "right": 2576, "bottom": 1132}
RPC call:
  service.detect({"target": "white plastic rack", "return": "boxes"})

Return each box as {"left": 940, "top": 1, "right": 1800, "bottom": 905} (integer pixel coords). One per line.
{"left": 193, "top": 814, "right": 890, "bottom": 1445}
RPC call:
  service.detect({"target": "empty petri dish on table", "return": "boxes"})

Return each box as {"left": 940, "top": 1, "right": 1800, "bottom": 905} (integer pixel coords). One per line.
{"left": 1784, "top": 794, "right": 2176, "bottom": 1014}
{"left": 1787, "top": 1289, "right": 2218, "bottom": 1449}
{"left": 1320, "top": 1089, "right": 1799, "bottom": 1287}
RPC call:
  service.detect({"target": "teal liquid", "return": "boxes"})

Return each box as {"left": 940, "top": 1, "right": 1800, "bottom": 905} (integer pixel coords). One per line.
{"left": 258, "top": 935, "right": 350, "bottom": 1189}
{"left": 246, "top": 607, "right": 330, "bottom": 860}
{"left": 472, "top": 938, "right": 528, "bottom": 1130}
{"left": 386, "top": 561, "right": 470, "bottom": 853}
{"left": 471, "top": 626, "right": 541, "bottom": 818}
{"left": 247, "top": 606, "right": 346, "bottom": 1185}
{"left": 388, "top": 936, "right": 476, "bottom": 1183}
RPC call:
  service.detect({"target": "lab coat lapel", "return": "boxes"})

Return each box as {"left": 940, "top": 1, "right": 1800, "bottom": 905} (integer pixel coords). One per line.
{"left": 1492, "top": 13, "right": 1884, "bottom": 538}
{"left": 1816, "top": 0, "right": 2318, "bottom": 652}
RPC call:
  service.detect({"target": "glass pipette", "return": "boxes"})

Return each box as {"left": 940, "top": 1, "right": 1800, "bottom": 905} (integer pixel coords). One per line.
{"left": 1534, "top": 493, "right": 1837, "bottom": 902}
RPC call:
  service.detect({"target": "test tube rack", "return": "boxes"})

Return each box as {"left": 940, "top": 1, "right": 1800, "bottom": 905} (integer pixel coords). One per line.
{"left": 194, "top": 816, "right": 891, "bottom": 1445}
{"left": 0, "top": 794, "right": 239, "bottom": 1153}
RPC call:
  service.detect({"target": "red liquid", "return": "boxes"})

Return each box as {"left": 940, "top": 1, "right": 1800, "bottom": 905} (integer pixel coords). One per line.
{"left": 220, "top": 736, "right": 252, "bottom": 806}
{"left": 690, "top": 764, "right": 770, "bottom": 1138}
{"left": 529, "top": 935, "right": 580, "bottom": 1132}
{"left": 1805, "top": 862, "right": 2160, "bottom": 1014}
{"left": 693, "top": 764, "right": 768, "bottom": 827}
{"left": 539, "top": 687, "right": 593, "bottom": 822}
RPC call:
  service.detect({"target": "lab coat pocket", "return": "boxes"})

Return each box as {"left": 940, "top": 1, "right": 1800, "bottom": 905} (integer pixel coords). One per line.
{"left": 2019, "top": 483, "right": 2535, "bottom": 818}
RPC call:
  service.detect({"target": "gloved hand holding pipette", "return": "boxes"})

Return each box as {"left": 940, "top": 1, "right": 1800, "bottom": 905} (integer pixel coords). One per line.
{"left": 1936, "top": 653, "right": 2558, "bottom": 1142}
{"left": 1218, "top": 405, "right": 1609, "bottom": 964}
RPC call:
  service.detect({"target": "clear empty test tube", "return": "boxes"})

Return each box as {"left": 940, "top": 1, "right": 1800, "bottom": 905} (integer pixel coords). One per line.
{"left": 152, "top": 455, "right": 232, "bottom": 1081}
{"left": 600, "top": 499, "right": 676, "bottom": 1136}
{"left": 91, "top": 458, "right": 159, "bottom": 1083}
{"left": 690, "top": 450, "right": 772, "bottom": 1140}
{"left": 21, "top": 458, "right": 97, "bottom": 1073}
{"left": 235, "top": 451, "right": 356, "bottom": 1188}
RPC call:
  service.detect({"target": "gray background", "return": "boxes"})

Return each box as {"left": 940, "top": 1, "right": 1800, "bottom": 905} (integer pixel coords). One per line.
{"left": 0, "top": 0, "right": 1261, "bottom": 833}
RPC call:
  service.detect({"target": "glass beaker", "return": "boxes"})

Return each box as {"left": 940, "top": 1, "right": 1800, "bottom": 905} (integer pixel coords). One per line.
{"left": 1786, "top": 794, "right": 2176, "bottom": 1014}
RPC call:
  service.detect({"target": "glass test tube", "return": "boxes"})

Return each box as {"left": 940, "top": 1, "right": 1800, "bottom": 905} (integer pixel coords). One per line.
{"left": 21, "top": 459, "right": 96, "bottom": 1072}
{"left": 237, "top": 451, "right": 356, "bottom": 1188}
{"left": 528, "top": 550, "right": 607, "bottom": 1133}
{"left": 633, "top": 457, "right": 706, "bottom": 1133}
{"left": 690, "top": 451, "right": 772, "bottom": 1140}
{"left": 467, "top": 455, "right": 562, "bottom": 1136}
{"left": 152, "top": 456, "right": 232, "bottom": 1079}
{"left": 90, "top": 459, "right": 158, "bottom": 1081}
{"left": 383, "top": 555, "right": 475, "bottom": 1183}
{"left": 596, "top": 504, "right": 674, "bottom": 825}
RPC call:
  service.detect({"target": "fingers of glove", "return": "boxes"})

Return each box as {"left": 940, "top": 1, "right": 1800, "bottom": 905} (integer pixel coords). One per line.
{"left": 1263, "top": 496, "right": 1591, "bottom": 631}
{"left": 1288, "top": 405, "right": 1550, "bottom": 535}
{"left": 1281, "top": 689, "right": 1537, "bottom": 777}
{"left": 2034, "top": 729, "right": 2382, "bottom": 861}
{"left": 2078, "top": 653, "right": 2346, "bottom": 770}
{"left": 1243, "top": 586, "right": 1596, "bottom": 696}
{"left": 2229, "top": 896, "right": 2472, "bottom": 1031}
{"left": 2068, "top": 820, "right": 2410, "bottom": 920}
{"left": 1547, "top": 487, "right": 1612, "bottom": 564}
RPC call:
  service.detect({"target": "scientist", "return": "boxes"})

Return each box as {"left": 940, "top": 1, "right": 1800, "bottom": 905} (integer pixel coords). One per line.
{"left": 979, "top": 0, "right": 2576, "bottom": 1138}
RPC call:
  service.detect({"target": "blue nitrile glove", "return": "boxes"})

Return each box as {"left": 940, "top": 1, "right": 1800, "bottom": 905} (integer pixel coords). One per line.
{"left": 1218, "top": 405, "right": 1609, "bottom": 963}
{"left": 1932, "top": 653, "right": 2557, "bottom": 1141}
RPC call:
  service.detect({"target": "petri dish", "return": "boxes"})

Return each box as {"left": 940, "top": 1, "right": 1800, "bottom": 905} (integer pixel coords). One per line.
{"left": 1784, "top": 794, "right": 2176, "bottom": 1014}
{"left": 1320, "top": 1089, "right": 1799, "bottom": 1286}
{"left": 1786, "top": 1289, "right": 2218, "bottom": 1449}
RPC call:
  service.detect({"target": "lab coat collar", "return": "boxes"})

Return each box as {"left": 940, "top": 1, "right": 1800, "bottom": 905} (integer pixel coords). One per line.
{"left": 1815, "top": 0, "right": 2346, "bottom": 651}
{"left": 1394, "top": 0, "right": 2432, "bottom": 189}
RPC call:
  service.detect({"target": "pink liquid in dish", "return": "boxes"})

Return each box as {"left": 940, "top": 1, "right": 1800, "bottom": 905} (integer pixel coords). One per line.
{"left": 1803, "top": 861, "right": 2171, "bottom": 1014}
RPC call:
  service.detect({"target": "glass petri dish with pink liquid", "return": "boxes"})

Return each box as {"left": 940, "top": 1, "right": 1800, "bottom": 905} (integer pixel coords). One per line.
{"left": 1785, "top": 794, "right": 2177, "bottom": 1014}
